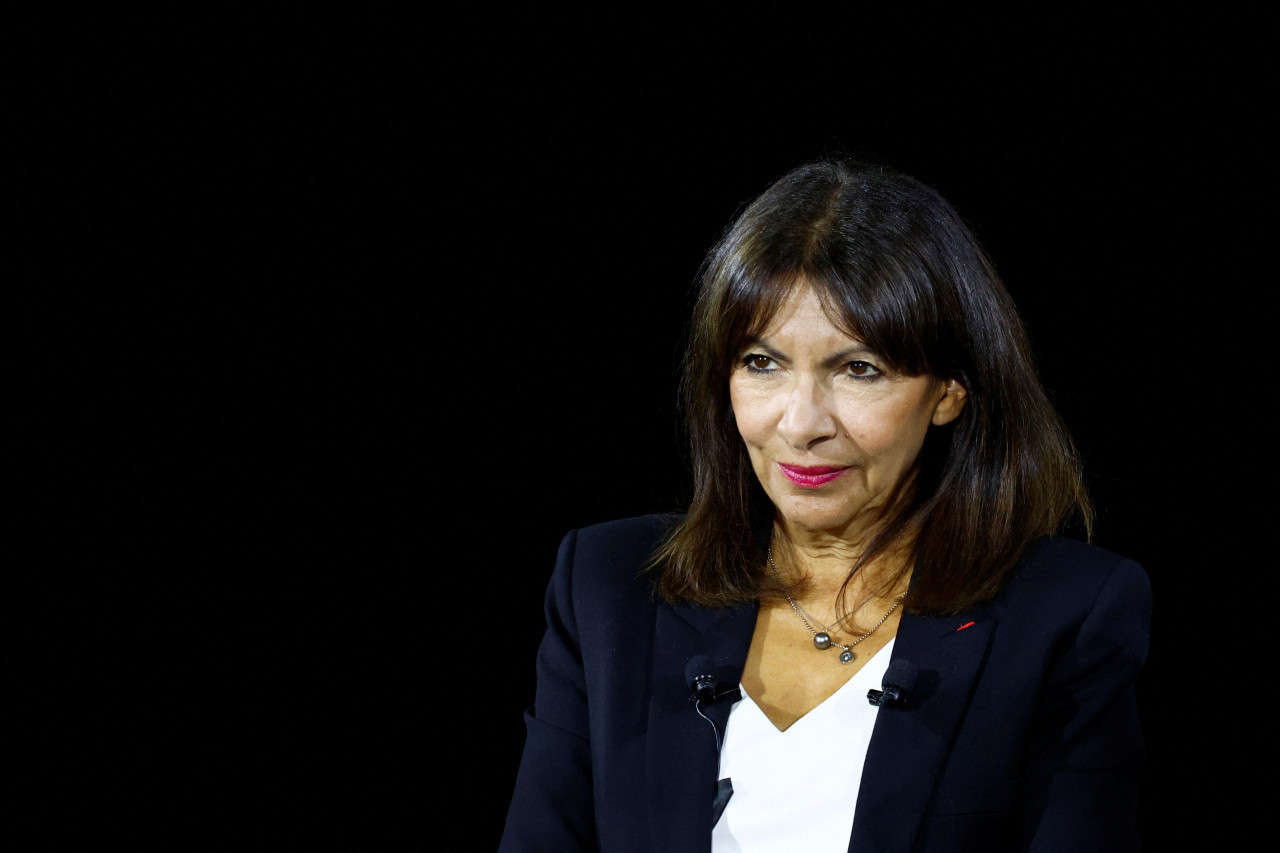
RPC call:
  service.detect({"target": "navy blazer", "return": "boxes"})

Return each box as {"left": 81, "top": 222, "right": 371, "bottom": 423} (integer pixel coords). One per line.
{"left": 500, "top": 514, "right": 1151, "bottom": 852}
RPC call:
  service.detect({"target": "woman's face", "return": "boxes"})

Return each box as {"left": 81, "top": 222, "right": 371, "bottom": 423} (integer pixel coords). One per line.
{"left": 728, "top": 284, "right": 967, "bottom": 544}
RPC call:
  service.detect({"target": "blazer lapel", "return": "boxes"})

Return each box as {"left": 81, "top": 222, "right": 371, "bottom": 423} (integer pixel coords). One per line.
{"left": 849, "top": 605, "right": 996, "bottom": 852}
{"left": 644, "top": 599, "right": 757, "bottom": 853}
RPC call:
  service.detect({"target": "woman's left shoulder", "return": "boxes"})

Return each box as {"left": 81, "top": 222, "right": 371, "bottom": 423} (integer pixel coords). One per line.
{"left": 998, "top": 536, "right": 1151, "bottom": 616}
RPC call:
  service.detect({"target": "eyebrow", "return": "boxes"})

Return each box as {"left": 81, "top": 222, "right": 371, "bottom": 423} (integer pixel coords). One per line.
{"left": 746, "top": 339, "right": 879, "bottom": 369}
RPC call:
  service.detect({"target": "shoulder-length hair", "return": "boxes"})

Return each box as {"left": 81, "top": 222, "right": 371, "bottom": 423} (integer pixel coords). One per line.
{"left": 651, "top": 159, "right": 1091, "bottom": 616}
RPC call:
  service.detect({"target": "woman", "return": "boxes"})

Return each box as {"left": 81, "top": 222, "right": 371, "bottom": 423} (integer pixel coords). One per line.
{"left": 500, "top": 160, "right": 1151, "bottom": 852}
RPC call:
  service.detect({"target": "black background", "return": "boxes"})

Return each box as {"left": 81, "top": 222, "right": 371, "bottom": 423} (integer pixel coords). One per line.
{"left": 13, "top": 9, "right": 1273, "bottom": 850}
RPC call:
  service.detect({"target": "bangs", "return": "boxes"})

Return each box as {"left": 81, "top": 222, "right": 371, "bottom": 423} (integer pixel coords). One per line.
{"left": 717, "top": 264, "right": 941, "bottom": 378}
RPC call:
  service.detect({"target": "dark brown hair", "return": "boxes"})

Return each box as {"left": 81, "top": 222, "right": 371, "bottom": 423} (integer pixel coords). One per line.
{"left": 651, "top": 159, "right": 1091, "bottom": 616}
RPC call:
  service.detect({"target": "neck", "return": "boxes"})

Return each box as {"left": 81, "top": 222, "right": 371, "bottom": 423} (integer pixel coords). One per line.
{"left": 768, "top": 521, "right": 912, "bottom": 617}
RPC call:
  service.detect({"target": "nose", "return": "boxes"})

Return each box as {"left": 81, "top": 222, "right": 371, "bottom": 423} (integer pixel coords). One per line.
{"left": 777, "top": 376, "right": 838, "bottom": 449}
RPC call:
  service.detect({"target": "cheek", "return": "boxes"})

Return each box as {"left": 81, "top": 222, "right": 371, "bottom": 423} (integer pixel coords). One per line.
{"left": 728, "top": 385, "right": 767, "bottom": 444}
{"left": 733, "top": 411, "right": 767, "bottom": 447}
{"left": 844, "top": 403, "right": 932, "bottom": 459}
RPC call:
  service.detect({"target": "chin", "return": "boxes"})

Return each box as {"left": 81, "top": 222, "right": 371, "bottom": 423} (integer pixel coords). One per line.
{"left": 773, "top": 495, "right": 866, "bottom": 536}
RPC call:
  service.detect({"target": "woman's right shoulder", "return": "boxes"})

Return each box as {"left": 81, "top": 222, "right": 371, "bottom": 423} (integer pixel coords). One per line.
{"left": 547, "top": 507, "right": 686, "bottom": 594}
{"left": 558, "top": 512, "right": 686, "bottom": 571}
{"left": 539, "top": 515, "right": 684, "bottom": 630}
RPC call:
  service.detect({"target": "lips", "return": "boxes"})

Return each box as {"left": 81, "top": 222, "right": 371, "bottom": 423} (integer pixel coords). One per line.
{"left": 777, "top": 464, "right": 849, "bottom": 489}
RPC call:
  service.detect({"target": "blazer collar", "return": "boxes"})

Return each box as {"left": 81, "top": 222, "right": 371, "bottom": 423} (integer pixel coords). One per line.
{"left": 850, "top": 603, "right": 996, "bottom": 851}
{"left": 645, "top": 599, "right": 758, "bottom": 853}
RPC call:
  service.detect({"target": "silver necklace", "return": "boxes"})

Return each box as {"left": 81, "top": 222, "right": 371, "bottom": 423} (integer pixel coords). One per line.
{"left": 766, "top": 547, "right": 906, "bottom": 664}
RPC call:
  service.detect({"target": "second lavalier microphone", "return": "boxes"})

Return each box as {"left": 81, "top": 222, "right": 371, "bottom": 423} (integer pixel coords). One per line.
{"left": 868, "top": 658, "right": 917, "bottom": 707}
{"left": 685, "top": 655, "right": 719, "bottom": 703}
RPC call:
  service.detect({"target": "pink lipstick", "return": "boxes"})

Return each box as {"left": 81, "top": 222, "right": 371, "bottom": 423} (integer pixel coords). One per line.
{"left": 777, "top": 464, "right": 848, "bottom": 489}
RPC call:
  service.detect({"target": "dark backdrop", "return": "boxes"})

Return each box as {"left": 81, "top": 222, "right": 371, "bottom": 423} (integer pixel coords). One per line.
{"left": 14, "top": 10, "right": 1272, "bottom": 850}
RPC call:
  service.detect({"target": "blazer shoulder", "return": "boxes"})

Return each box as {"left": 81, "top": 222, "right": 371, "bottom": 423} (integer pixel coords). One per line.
{"left": 574, "top": 512, "right": 683, "bottom": 546}
{"left": 567, "top": 513, "right": 681, "bottom": 566}
{"left": 551, "top": 513, "right": 682, "bottom": 592}
{"left": 999, "top": 535, "right": 1151, "bottom": 622}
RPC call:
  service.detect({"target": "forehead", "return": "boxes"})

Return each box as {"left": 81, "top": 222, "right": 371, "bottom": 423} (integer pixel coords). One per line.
{"left": 753, "top": 284, "right": 866, "bottom": 347}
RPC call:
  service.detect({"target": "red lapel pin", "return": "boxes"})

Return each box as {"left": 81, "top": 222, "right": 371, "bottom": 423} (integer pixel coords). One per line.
{"left": 956, "top": 621, "right": 975, "bottom": 631}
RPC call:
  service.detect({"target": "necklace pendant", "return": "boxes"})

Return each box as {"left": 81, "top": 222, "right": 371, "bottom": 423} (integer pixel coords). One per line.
{"left": 839, "top": 647, "right": 855, "bottom": 664}
{"left": 813, "top": 632, "right": 832, "bottom": 650}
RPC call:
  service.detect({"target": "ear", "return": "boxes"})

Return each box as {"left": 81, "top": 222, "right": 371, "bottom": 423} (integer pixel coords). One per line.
{"left": 930, "top": 376, "right": 968, "bottom": 426}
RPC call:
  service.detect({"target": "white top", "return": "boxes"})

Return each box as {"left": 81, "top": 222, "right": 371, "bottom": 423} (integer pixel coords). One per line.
{"left": 711, "top": 638, "right": 895, "bottom": 853}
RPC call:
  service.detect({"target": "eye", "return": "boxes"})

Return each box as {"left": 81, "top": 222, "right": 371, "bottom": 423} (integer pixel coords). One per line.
{"left": 846, "top": 360, "right": 882, "bottom": 380}
{"left": 742, "top": 354, "right": 776, "bottom": 373}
